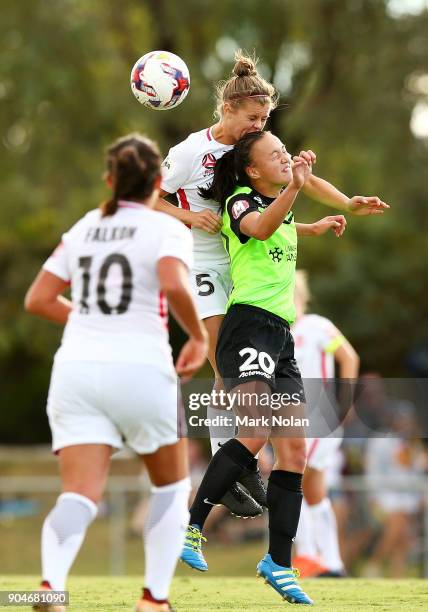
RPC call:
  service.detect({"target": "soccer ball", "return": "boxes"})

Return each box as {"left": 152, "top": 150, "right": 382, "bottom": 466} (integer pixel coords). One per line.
{"left": 130, "top": 50, "right": 190, "bottom": 110}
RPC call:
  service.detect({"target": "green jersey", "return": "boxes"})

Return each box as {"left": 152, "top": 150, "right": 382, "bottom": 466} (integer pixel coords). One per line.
{"left": 221, "top": 185, "right": 298, "bottom": 324}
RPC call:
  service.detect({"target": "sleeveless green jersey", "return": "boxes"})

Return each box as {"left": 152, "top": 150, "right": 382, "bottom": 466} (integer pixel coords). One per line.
{"left": 221, "top": 185, "right": 298, "bottom": 324}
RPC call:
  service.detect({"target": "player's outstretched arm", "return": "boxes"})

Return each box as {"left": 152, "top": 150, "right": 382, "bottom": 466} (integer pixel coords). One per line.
{"left": 294, "top": 153, "right": 389, "bottom": 215}
{"left": 301, "top": 173, "right": 389, "bottom": 216}
{"left": 24, "top": 270, "right": 72, "bottom": 324}
{"left": 155, "top": 190, "right": 222, "bottom": 234}
{"left": 296, "top": 214, "right": 347, "bottom": 238}
{"left": 157, "top": 256, "right": 208, "bottom": 380}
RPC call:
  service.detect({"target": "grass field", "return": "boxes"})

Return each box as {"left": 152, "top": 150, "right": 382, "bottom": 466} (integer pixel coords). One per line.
{"left": 0, "top": 576, "right": 427, "bottom": 611}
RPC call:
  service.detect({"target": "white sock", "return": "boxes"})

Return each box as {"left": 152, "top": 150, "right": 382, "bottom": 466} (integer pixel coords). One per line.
{"left": 294, "top": 498, "right": 318, "bottom": 558}
{"left": 207, "top": 404, "right": 235, "bottom": 456}
{"left": 310, "top": 497, "right": 344, "bottom": 571}
{"left": 144, "top": 477, "right": 191, "bottom": 600}
{"left": 41, "top": 492, "right": 97, "bottom": 590}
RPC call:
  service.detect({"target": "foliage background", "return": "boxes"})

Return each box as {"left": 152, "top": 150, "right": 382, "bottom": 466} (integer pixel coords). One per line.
{"left": 1, "top": 0, "right": 428, "bottom": 442}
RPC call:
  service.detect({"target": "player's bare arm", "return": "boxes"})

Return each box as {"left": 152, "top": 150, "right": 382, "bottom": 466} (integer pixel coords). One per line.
{"left": 295, "top": 151, "right": 389, "bottom": 215}
{"left": 157, "top": 256, "right": 208, "bottom": 379}
{"left": 301, "top": 171, "right": 389, "bottom": 216}
{"left": 296, "top": 214, "right": 347, "bottom": 238}
{"left": 334, "top": 337, "right": 360, "bottom": 379}
{"left": 24, "top": 270, "right": 71, "bottom": 325}
{"left": 155, "top": 190, "right": 222, "bottom": 234}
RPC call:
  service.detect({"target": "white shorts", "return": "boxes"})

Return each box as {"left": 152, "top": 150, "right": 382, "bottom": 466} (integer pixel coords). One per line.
{"left": 47, "top": 361, "right": 182, "bottom": 454}
{"left": 371, "top": 492, "right": 422, "bottom": 515}
{"left": 191, "top": 263, "right": 232, "bottom": 320}
{"left": 306, "top": 436, "right": 343, "bottom": 471}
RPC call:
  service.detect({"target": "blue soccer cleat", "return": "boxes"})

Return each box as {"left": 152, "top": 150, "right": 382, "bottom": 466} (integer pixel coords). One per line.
{"left": 257, "top": 554, "right": 313, "bottom": 605}
{"left": 180, "top": 524, "right": 208, "bottom": 572}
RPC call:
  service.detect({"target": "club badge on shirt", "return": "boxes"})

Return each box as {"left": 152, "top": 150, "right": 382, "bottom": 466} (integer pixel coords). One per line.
{"left": 231, "top": 200, "right": 250, "bottom": 219}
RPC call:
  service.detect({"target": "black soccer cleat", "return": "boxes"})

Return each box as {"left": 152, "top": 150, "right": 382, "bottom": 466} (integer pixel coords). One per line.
{"left": 220, "top": 482, "right": 263, "bottom": 518}
{"left": 317, "top": 569, "right": 347, "bottom": 578}
{"left": 238, "top": 468, "right": 267, "bottom": 507}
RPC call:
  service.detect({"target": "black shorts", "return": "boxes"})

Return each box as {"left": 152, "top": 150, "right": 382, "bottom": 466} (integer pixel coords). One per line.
{"left": 216, "top": 304, "right": 305, "bottom": 401}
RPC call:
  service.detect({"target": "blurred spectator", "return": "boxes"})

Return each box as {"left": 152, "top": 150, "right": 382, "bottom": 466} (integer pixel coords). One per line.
{"left": 333, "top": 372, "right": 418, "bottom": 573}
{"left": 363, "top": 404, "right": 425, "bottom": 577}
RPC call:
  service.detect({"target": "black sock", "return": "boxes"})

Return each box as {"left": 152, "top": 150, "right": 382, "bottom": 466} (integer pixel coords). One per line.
{"left": 248, "top": 455, "right": 258, "bottom": 472}
{"left": 267, "top": 470, "right": 303, "bottom": 567}
{"left": 189, "top": 439, "right": 255, "bottom": 529}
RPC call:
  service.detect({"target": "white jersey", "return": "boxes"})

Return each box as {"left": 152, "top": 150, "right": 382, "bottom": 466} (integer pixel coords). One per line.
{"left": 293, "top": 314, "right": 345, "bottom": 442}
{"left": 292, "top": 314, "right": 344, "bottom": 380}
{"left": 43, "top": 201, "right": 193, "bottom": 375}
{"left": 161, "top": 126, "right": 233, "bottom": 266}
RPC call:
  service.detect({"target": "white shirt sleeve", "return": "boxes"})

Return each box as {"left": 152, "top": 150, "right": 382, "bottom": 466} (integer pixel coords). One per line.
{"left": 157, "top": 219, "right": 194, "bottom": 270}
{"left": 161, "top": 141, "right": 192, "bottom": 194}
{"left": 42, "top": 234, "right": 71, "bottom": 281}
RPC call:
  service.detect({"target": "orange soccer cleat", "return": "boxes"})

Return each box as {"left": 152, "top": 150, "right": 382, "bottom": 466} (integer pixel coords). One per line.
{"left": 135, "top": 588, "right": 175, "bottom": 612}
{"left": 32, "top": 581, "right": 66, "bottom": 612}
{"left": 292, "top": 554, "right": 328, "bottom": 578}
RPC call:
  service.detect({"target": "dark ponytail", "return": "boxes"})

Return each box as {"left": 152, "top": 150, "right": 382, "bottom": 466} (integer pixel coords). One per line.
{"left": 199, "top": 149, "right": 239, "bottom": 210}
{"left": 101, "top": 133, "right": 161, "bottom": 217}
{"left": 199, "top": 131, "right": 267, "bottom": 213}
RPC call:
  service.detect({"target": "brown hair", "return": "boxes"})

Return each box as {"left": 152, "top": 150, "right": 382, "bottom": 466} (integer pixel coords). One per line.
{"left": 101, "top": 133, "right": 161, "bottom": 217}
{"left": 215, "top": 50, "right": 278, "bottom": 118}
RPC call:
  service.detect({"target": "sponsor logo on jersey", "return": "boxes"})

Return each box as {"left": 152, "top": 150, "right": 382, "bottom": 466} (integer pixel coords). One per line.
{"left": 202, "top": 153, "right": 217, "bottom": 169}
{"left": 269, "top": 247, "right": 284, "bottom": 262}
{"left": 202, "top": 153, "right": 217, "bottom": 177}
{"left": 253, "top": 196, "right": 263, "bottom": 205}
{"left": 231, "top": 200, "right": 250, "bottom": 219}
{"left": 238, "top": 369, "right": 272, "bottom": 379}
{"left": 162, "top": 157, "right": 171, "bottom": 170}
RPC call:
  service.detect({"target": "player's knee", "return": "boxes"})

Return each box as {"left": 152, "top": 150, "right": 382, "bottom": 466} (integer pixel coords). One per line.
{"left": 303, "top": 466, "right": 326, "bottom": 505}
{"left": 61, "top": 482, "right": 104, "bottom": 504}
{"left": 276, "top": 438, "right": 307, "bottom": 472}
{"left": 236, "top": 437, "right": 265, "bottom": 455}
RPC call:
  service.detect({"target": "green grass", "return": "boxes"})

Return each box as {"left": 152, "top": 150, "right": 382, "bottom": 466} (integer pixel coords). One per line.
{"left": 0, "top": 576, "right": 427, "bottom": 611}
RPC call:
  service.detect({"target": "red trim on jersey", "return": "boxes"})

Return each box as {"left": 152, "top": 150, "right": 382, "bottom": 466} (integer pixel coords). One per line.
{"left": 158, "top": 291, "right": 168, "bottom": 328}
{"left": 321, "top": 350, "right": 328, "bottom": 383}
{"left": 206, "top": 127, "right": 212, "bottom": 141}
{"left": 307, "top": 438, "right": 320, "bottom": 461}
{"left": 177, "top": 188, "right": 191, "bottom": 228}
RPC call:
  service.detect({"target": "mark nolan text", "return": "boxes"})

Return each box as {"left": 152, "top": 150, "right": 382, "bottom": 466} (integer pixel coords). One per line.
{"left": 189, "top": 415, "right": 309, "bottom": 427}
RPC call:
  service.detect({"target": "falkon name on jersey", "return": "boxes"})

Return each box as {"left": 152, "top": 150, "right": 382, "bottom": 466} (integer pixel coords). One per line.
{"left": 235, "top": 415, "right": 309, "bottom": 427}
{"left": 85, "top": 226, "right": 137, "bottom": 242}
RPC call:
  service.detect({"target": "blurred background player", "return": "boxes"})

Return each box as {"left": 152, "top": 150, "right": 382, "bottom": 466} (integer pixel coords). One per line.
{"left": 24, "top": 133, "right": 208, "bottom": 612}
{"left": 292, "top": 270, "right": 360, "bottom": 578}
{"left": 157, "top": 50, "right": 388, "bottom": 518}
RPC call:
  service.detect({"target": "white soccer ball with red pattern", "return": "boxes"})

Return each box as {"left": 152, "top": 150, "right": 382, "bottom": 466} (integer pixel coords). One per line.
{"left": 130, "top": 51, "right": 190, "bottom": 110}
